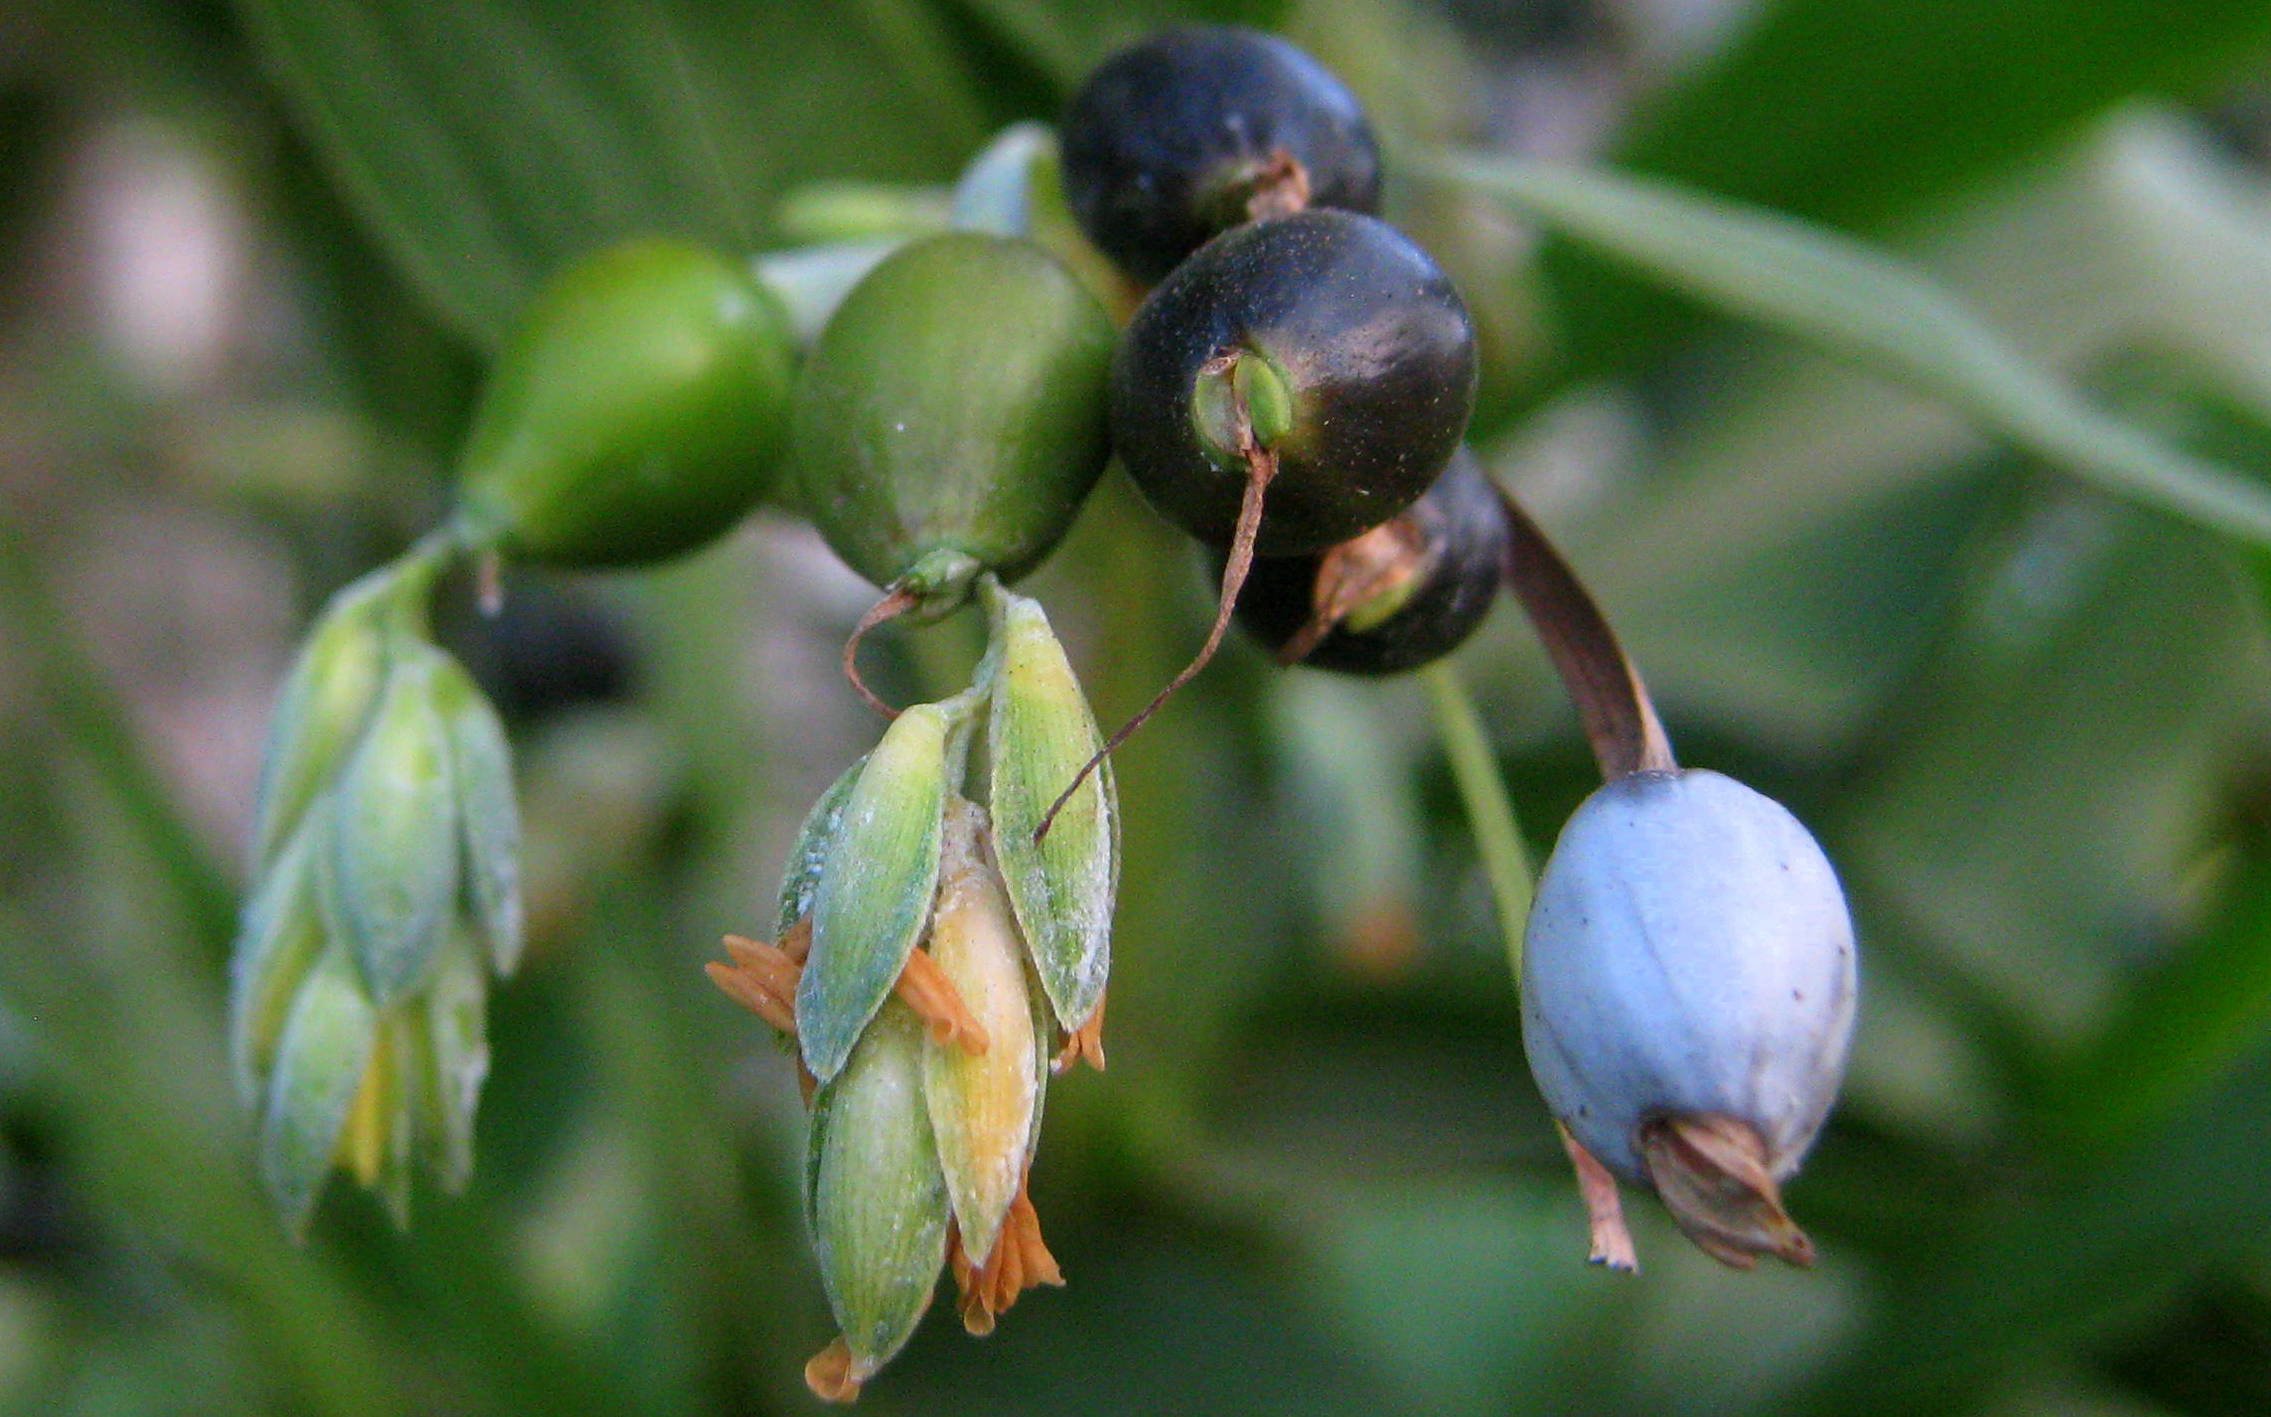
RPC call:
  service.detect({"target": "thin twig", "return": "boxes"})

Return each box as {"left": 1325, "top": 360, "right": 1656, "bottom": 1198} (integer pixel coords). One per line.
{"left": 841, "top": 585, "right": 920, "bottom": 720}
{"left": 1422, "top": 664, "right": 1533, "bottom": 977}
{"left": 1038, "top": 439, "right": 1277, "bottom": 842}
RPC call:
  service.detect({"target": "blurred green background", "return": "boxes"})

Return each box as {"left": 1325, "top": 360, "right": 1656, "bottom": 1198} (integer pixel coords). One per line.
{"left": 7, "top": 1, "right": 2271, "bottom": 1413}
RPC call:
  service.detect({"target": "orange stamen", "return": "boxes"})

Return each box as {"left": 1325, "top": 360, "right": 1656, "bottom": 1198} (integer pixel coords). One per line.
{"left": 1051, "top": 992, "right": 1107, "bottom": 1074}
{"left": 708, "top": 930, "right": 805, "bottom": 1037}
{"left": 803, "top": 1337, "right": 863, "bottom": 1404}
{"left": 949, "top": 1177, "right": 1064, "bottom": 1335}
{"left": 895, "top": 947, "right": 990, "bottom": 1054}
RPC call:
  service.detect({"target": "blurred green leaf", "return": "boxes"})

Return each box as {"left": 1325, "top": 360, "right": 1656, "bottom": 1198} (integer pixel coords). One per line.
{"left": 1621, "top": 0, "right": 2271, "bottom": 241}
{"left": 2048, "top": 829, "right": 2271, "bottom": 1154}
{"left": 1435, "top": 153, "right": 2271, "bottom": 548}
{"left": 1557, "top": 0, "right": 2271, "bottom": 381}
{"left": 1793, "top": 1031, "right": 2271, "bottom": 1416}
{"left": 233, "top": 0, "right": 983, "bottom": 346}
{"left": 1836, "top": 497, "right": 2256, "bottom": 1048}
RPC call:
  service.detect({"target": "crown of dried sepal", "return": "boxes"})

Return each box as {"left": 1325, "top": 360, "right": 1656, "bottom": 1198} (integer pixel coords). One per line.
{"left": 327, "top": 641, "right": 461, "bottom": 1007}
{"left": 1521, "top": 768, "right": 1857, "bottom": 1268}
{"left": 920, "top": 801, "right": 1042, "bottom": 1268}
{"left": 804, "top": 1001, "right": 951, "bottom": 1403}
{"left": 429, "top": 655, "right": 523, "bottom": 975}
{"left": 799, "top": 705, "right": 952, "bottom": 1083}
{"left": 983, "top": 587, "right": 1115, "bottom": 1033}
{"left": 251, "top": 570, "right": 395, "bottom": 867}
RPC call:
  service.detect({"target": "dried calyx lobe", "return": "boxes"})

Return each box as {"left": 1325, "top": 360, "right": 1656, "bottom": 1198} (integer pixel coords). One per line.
{"left": 1111, "top": 208, "right": 1478, "bottom": 557}
{"left": 1233, "top": 447, "right": 1507, "bottom": 674}
{"left": 1061, "top": 25, "right": 1382, "bottom": 284}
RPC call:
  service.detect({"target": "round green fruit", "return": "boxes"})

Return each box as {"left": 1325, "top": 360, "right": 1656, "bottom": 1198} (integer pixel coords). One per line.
{"left": 455, "top": 238, "right": 795, "bottom": 568}
{"left": 791, "top": 233, "right": 1116, "bottom": 615}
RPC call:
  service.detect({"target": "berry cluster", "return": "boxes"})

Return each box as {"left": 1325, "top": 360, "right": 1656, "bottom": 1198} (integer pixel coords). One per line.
{"left": 1069, "top": 27, "right": 1503, "bottom": 700}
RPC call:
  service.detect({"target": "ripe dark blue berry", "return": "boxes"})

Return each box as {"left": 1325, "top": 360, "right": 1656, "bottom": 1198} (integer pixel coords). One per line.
{"left": 1061, "top": 27, "right": 1382, "bottom": 284}
{"left": 1111, "top": 208, "right": 1478, "bottom": 557}
{"left": 1233, "top": 448, "right": 1507, "bottom": 675}
{"left": 1038, "top": 211, "right": 1478, "bottom": 828}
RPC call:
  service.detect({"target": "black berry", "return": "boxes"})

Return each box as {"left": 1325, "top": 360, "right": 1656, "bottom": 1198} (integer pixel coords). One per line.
{"left": 1110, "top": 208, "right": 1477, "bottom": 557}
{"left": 1233, "top": 448, "right": 1507, "bottom": 675}
{"left": 1061, "top": 27, "right": 1381, "bottom": 285}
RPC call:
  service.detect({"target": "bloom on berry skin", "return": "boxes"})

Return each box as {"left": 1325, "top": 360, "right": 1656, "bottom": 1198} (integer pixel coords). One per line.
{"left": 1521, "top": 768, "right": 1857, "bottom": 1269}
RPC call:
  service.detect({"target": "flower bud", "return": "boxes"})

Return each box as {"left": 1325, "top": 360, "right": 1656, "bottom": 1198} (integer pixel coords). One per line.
{"left": 921, "top": 802, "right": 1043, "bottom": 1267}
{"left": 258, "top": 942, "right": 380, "bottom": 1238}
{"left": 229, "top": 817, "right": 328, "bottom": 1106}
{"left": 454, "top": 238, "right": 796, "bottom": 568}
{"left": 799, "top": 704, "right": 951, "bottom": 1083}
{"left": 430, "top": 654, "right": 523, "bottom": 975}
{"left": 806, "top": 1001, "right": 951, "bottom": 1399}
{"left": 410, "top": 929, "right": 491, "bottom": 1193}
{"left": 983, "top": 586, "right": 1115, "bottom": 1034}
{"left": 237, "top": 571, "right": 518, "bottom": 1232}
{"left": 250, "top": 570, "right": 393, "bottom": 867}
{"left": 328, "top": 642, "right": 461, "bottom": 1008}
{"left": 1521, "top": 769, "right": 1856, "bottom": 1267}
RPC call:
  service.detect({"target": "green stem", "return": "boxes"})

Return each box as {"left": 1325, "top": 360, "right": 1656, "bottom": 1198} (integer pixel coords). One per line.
{"left": 1423, "top": 664, "right": 1533, "bottom": 979}
{"left": 376, "top": 528, "right": 463, "bottom": 640}
{"left": 0, "top": 517, "right": 238, "bottom": 953}
{"left": 934, "top": 622, "right": 1004, "bottom": 790}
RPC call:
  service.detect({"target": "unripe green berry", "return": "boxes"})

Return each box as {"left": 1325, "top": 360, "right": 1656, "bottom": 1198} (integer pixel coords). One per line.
{"left": 791, "top": 233, "right": 1115, "bottom": 616}
{"left": 455, "top": 238, "right": 795, "bottom": 568}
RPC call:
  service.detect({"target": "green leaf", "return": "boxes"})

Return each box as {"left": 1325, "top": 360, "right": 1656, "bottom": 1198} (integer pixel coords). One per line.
{"left": 985, "top": 587, "right": 1115, "bottom": 1032}
{"left": 234, "top": 0, "right": 981, "bottom": 347}
{"left": 1836, "top": 501, "right": 2257, "bottom": 1048}
{"left": 1433, "top": 153, "right": 2271, "bottom": 549}
{"left": 1550, "top": 0, "right": 2271, "bottom": 383}
{"left": 2048, "top": 825, "right": 2271, "bottom": 1155}
{"left": 1620, "top": 0, "right": 2271, "bottom": 242}
{"left": 330, "top": 642, "right": 460, "bottom": 1007}
{"left": 799, "top": 704, "right": 950, "bottom": 1083}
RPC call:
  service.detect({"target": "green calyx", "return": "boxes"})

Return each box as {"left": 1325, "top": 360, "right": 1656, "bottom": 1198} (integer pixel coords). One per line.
{"left": 1191, "top": 348, "right": 1296, "bottom": 473}
{"left": 790, "top": 232, "right": 1115, "bottom": 607}
{"left": 454, "top": 238, "right": 795, "bottom": 569}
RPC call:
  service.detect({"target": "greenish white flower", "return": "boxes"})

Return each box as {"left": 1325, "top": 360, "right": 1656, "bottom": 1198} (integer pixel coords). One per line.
{"left": 231, "top": 556, "right": 520, "bottom": 1236}
{"left": 712, "top": 577, "right": 1104, "bottom": 1401}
